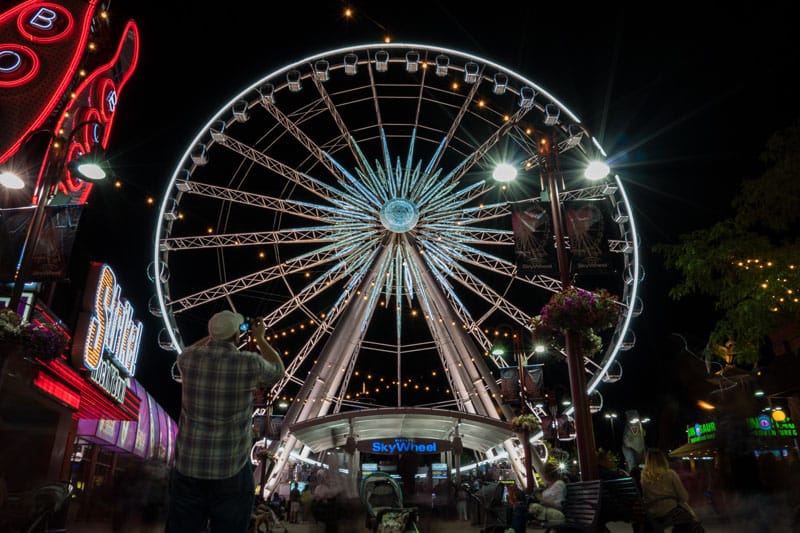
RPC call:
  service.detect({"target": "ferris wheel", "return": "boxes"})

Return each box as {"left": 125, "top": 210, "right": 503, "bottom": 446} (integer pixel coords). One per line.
{"left": 150, "top": 43, "right": 642, "bottom": 484}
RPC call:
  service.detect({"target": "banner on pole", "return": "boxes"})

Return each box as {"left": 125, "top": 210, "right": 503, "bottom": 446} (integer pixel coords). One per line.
{"left": 564, "top": 200, "right": 613, "bottom": 275}
{"left": 512, "top": 204, "right": 556, "bottom": 275}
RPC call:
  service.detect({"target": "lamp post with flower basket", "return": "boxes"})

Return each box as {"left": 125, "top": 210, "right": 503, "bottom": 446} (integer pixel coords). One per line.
{"left": 531, "top": 125, "right": 618, "bottom": 480}
{"left": 493, "top": 125, "right": 618, "bottom": 481}
{"left": 533, "top": 286, "right": 622, "bottom": 480}
{"left": 510, "top": 413, "right": 542, "bottom": 494}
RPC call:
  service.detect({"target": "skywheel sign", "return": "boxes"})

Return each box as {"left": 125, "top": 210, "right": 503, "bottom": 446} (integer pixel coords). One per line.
{"left": 362, "top": 438, "right": 449, "bottom": 455}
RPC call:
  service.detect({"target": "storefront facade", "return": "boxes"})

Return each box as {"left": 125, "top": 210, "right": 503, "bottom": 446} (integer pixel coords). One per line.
{"left": 0, "top": 263, "right": 176, "bottom": 528}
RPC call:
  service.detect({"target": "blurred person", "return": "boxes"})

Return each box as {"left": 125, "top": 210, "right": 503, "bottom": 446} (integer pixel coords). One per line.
{"left": 299, "top": 484, "right": 313, "bottom": 523}
{"left": 311, "top": 468, "right": 340, "bottom": 532}
{"left": 640, "top": 448, "right": 704, "bottom": 533}
{"left": 455, "top": 482, "right": 469, "bottom": 520}
{"left": 165, "top": 311, "right": 284, "bottom": 533}
{"left": 622, "top": 410, "right": 646, "bottom": 472}
{"left": 597, "top": 448, "right": 629, "bottom": 480}
{"left": 288, "top": 482, "right": 301, "bottom": 523}
{"left": 527, "top": 462, "right": 566, "bottom": 523}
{"left": 508, "top": 485, "right": 529, "bottom": 533}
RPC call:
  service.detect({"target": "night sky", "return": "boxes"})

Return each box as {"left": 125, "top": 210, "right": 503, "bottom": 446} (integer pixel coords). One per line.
{"left": 64, "top": 2, "right": 800, "bottom": 452}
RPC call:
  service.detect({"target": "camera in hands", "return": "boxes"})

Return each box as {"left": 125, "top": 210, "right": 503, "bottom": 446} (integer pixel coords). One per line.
{"left": 240, "top": 316, "right": 263, "bottom": 332}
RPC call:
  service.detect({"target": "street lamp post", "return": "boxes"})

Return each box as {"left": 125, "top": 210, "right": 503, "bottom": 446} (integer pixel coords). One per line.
{"left": 6, "top": 122, "right": 108, "bottom": 312}
{"left": 8, "top": 144, "right": 63, "bottom": 313}
{"left": 539, "top": 132, "right": 599, "bottom": 481}
{"left": 492, "top": 326, "right": 537, "bottom": 493}
{"left": 604, "top": 411, "right": 618, "bottom": 443}
{"left": 513, "top": 329, "right": 537, "bottom": 494}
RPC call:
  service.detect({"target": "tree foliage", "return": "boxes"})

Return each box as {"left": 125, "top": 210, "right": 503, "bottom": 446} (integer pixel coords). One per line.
{"left": 653, "top": 120, "right": 800, "bottom": 365}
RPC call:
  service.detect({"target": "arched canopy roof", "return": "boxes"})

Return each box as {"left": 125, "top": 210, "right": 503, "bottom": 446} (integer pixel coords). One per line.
{"left": 288, "top": 407, "right": 515, "bottom": 454}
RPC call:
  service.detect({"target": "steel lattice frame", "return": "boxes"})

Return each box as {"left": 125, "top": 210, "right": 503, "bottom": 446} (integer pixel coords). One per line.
{"left": 151, "top": 43, "right": 642, "bottom": 491}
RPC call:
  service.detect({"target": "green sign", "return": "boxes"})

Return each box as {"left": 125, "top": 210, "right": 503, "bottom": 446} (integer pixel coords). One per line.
{"left": 686, "top": 422, "right": 716, "bottom": 444}
{"left": 746, "top": 415, "right": 797, "bottom": 438}
{"left": 685, "top": 416, "right": 797, "bottom": 444}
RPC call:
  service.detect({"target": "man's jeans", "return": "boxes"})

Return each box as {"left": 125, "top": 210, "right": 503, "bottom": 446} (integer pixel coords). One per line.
{"left": 165, "top": 463, "right": 254, "bottom": 532}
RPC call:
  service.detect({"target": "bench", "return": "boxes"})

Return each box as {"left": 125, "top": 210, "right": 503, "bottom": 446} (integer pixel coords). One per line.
{"left": 529, "top": 479, "right": 602, "bottom": 532}
{"left": 599, "top": 477, "right": 646, "bottom": 533}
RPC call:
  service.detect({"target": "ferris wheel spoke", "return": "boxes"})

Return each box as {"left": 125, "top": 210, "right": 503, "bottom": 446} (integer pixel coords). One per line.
{"left": 269, "top": 251, "right": 380, "bottom": 396}
{"left": 168, "top": 238, "right": 373, "bottom": 314}
{"left": 419, "top": 226, "right": 515, "bottom": 245}
{"left": 441, "top": 105, "right": 528, "bottom": 187}
{"left": 174, "top": 178, "right": 346, "bottom": 223}
{"left": 308, "top": 67, "right": 372, "bottom": 180}
{"left": 258, "top": 99, "right": 353, "bottom": 186}
{"left": 212, "top": 132, "right": 354, "bottom": 204}
{"left": 446, "top": 264, "right": 532, "bottom": 328}
{"left": 451, "top": 202, "right": 513, "bottom": 224}
{"left": 160, "top": 226, "right": 349, "bottom": 251}
{"left": 428, "top": 66, "right": 487, "bottom": 171}
{"left": 261, "top": 247, "right": 378, "bottom": 330}
{"left": 422, "top": 180, "right": 494, "bottom": 217}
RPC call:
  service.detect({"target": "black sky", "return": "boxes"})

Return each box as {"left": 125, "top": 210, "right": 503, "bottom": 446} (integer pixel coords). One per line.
{"left": 67, "top": 2, "right": 800, "bottom": 450}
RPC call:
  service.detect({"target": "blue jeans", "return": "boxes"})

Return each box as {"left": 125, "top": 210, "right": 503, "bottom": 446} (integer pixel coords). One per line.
{"left": 165, "top": 463, "right": 254, "bottom": 533}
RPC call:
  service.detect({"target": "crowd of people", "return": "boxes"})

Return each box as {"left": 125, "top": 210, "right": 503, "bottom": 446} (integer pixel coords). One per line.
{"left": 153, "top": 309, "right": 797, "bottom": 533}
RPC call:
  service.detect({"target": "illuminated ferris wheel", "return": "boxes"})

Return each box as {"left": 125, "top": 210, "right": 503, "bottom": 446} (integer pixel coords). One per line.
{"left": 150, "top": 43, "right": 642, "bottom": 483}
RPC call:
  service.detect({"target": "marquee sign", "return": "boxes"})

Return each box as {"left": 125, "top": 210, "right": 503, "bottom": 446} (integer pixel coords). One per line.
{"left": 72, "top": 262, "right": 143, "bottom": 403}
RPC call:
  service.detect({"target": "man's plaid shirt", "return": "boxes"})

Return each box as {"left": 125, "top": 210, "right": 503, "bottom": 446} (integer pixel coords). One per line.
{"left": 174, "top": 339, "right": 282, "bottom": 479}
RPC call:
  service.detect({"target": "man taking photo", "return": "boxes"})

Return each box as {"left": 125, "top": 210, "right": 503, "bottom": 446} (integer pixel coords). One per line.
{"left": 165, "top": 310, "right": 284, "bottom": 532}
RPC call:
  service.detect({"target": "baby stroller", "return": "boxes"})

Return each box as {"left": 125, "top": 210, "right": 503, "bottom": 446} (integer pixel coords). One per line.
{"left": 359, "top": 472, "right": 419, "bottom": 532}
{"left": 472, "top": 481, "right": 514, "bottom": 533}
{"left": 0, "top": 482, "right": 71, "bottom": 533}
{"left": 251, "top": 499, "right": 289, "bottom": 533}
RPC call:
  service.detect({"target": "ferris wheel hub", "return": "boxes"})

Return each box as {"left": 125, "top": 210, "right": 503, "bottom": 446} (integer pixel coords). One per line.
{"left": 379, "top": 198, "right": 419, "bottom": 233}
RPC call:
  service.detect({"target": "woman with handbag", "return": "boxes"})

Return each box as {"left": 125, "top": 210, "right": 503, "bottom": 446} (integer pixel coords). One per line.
{"left": 640, "top": 448, "right": 705, "bottom": 533}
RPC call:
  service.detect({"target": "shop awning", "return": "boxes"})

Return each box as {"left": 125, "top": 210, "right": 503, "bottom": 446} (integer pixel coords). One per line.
{"left": 669, "top": 439, "right": 718, "bottom": 458}
{"left": 75, "top": 378, "right": 177, "bottom": 462}
{"left": 288, "top": 407, "right": 515, "bottom": 453}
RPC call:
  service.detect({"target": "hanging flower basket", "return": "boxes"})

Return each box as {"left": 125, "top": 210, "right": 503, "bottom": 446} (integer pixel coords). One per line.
{"left": 511, "top": 413, "right": 542, "bottom": 433}
{"left": 532, "top": 288, "right": 621, "bottom": 357}
{"left": 0, "top": 308, "right": 68, "bottom": 361}
{"left": 540, "top": 287, "right": 621, "bottom": 332}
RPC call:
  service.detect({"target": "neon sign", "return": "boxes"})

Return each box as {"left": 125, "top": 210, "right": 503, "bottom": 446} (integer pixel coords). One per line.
{"left": 72, "top": 262, "right": 142, "bottom": 403}
{"left": 0, "top": 1, "right": 140, "bottom": 205}
{"left": 686, "top": 421, "right": 716, "bottom": 444}
{"left": 369, "top": 438, "right": 440, "bottom": 454}
{"left": 686, "top": 417, "right": 797, "bottom": 444}
{"left": 746, "top": 415, "right": 797, "bottom": 438}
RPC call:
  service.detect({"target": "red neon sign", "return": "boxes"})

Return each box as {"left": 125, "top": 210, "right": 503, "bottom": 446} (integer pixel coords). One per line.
{"left": 0, "top": 0, "right": 97, "bottom": 164}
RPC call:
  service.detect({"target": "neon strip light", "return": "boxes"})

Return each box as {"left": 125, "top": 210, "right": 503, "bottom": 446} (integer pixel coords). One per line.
{"left": 33, "top": 371, "right": 81, "bottom": 409}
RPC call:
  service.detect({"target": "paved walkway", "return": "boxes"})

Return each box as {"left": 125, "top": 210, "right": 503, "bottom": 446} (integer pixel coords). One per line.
{"left": 64, "top": 491, "right": 798, "bottom": 532}
{"left": 65, "top": 503, "right": 790, "bottom": 533}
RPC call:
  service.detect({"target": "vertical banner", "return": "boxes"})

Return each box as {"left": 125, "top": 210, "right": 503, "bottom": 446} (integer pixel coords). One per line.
{"left": 0, "top": 204, "right": 83, "bottom": 281}
{"left": 499, "top": 364, "right": 544, "bottom": 404}
{"left": 512, "top": 204, "right": 556, "bottom": 275}
{"left": 564, "top": 200, "right": 612, "bottom": 274}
